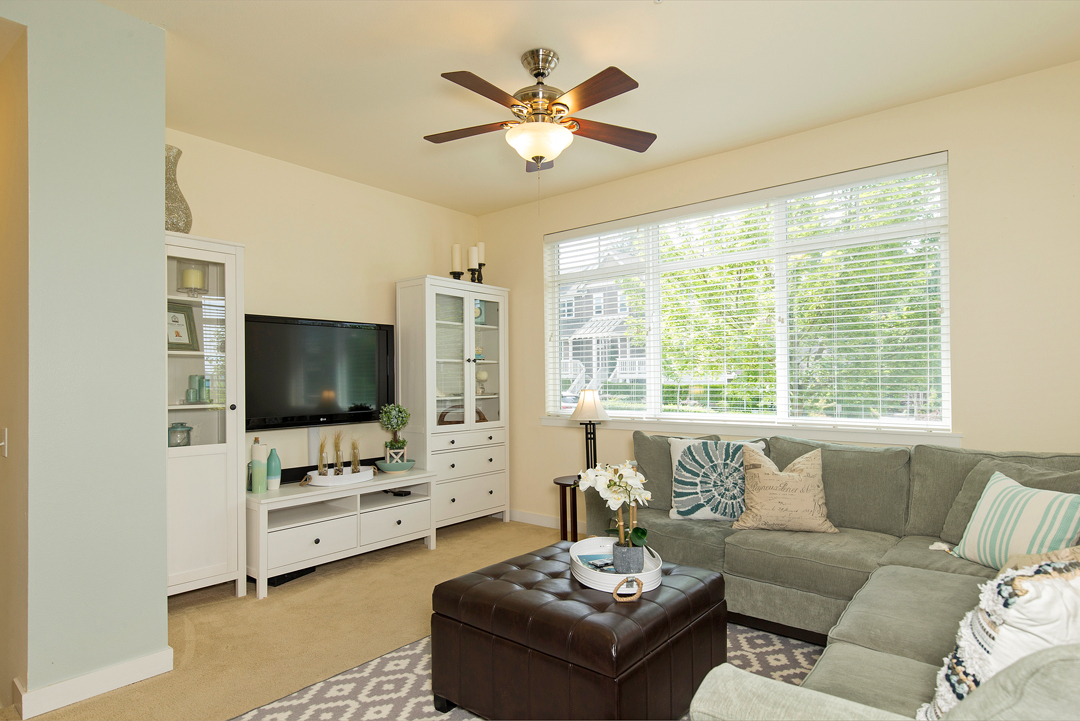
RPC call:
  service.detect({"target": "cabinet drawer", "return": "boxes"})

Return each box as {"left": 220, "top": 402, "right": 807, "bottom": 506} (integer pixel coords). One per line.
{"left": 267, "top": 515, "right": 358, "bottom": 570}
{"left": 434, "top": 445, "right": 505, "bottom": 481}
{"left": 431, "top": 428, "right": 506, "bottom": 453}
{"left": 361, "top": 500, "right": 430, "bottom": 546}
{"left": 435, "top": 474, "right": 506, "bottom": 522}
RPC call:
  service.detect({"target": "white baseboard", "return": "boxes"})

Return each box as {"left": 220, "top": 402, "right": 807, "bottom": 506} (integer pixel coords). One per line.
{"left": 14, "top": 646, "right": 173, "bottom": 719}
{"left": 509, "top": 509, "right": 586, "bottom": 535}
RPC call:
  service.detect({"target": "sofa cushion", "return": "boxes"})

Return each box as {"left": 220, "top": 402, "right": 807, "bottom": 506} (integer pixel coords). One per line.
{"left": 669, "top": 439, "right": 757, "bottom": 521}
{"left": 635, "top": 506, "right": 736, "bottom": 572}
{"left": 724, "top": 527, "right": 898, "bottom": 601}
{"left": 632, "top": 431, "right": 721, "bottom": 512}
{"left": 801, "top": 641, "right": 940, "bottom": 717}
{"left": 829, "top": 565, "right": 985, "bottom": 666}
{"left": 940, "top": 459, "right": 1080, "bottom": 545}
{"left": 734, "top": 447, "right": 838, "bottom": 533}
{"left": 905, "top": 444, "right": 1080, "bottom": 539}
{"left": 877, "top": 535, "right": 996, "bottom": 579}
{"left": 769, "top": 436, "right": 910, "bottom": 537}
{"left": 951, "top": 473, "right": 1080, "bottom": 569}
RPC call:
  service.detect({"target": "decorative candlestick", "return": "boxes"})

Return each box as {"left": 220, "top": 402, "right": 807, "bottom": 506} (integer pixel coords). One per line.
{"left": 450, "top": 244, "right": 463, "bottom": 280}
{"left": 469, "top": 267, "right": 479, "bottom": 282}
{"left": 477, "top": 262, "right": 485, "bottom": 284}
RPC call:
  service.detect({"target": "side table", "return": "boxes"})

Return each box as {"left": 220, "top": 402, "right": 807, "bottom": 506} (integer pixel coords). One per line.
{"left": 553, "top": 475, "right": 579, "bottom": 542}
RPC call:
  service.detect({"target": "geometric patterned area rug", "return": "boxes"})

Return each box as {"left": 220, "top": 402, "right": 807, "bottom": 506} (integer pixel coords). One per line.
{"left": 234, "top": 624, "right": 822, "bottom": 721}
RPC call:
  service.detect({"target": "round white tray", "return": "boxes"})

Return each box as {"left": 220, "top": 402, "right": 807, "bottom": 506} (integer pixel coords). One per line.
{"left": 569, "top": 536, "right": 662, "bottom": 594}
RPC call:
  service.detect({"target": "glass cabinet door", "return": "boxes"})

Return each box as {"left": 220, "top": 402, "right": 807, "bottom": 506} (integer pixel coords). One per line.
{"left": 167, "top": 251, "right": 231, "bottom": 447}
{"left": 434, "top": 292, "right": 470, "bottom": 427}
{"left": 471, "top": 293, "right": 502, "bottom": 425}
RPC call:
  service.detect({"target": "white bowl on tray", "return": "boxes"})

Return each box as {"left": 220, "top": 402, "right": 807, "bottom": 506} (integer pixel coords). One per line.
{"left": 568, "top": 536, "right": 663, "bottom": 594}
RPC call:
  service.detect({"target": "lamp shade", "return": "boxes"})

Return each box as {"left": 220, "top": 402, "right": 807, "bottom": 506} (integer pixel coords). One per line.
{"left": 569, "top": 389, "right": 610, "bottom": 422}
{"left": 505, "top": 121, "right": 574, "bottom": 163}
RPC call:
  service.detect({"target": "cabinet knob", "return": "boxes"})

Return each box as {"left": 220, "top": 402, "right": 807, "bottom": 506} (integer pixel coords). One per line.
{"left": 396, "top": 519, "right": 402, "bottom": 525}
{"left": 488, "top": 436, "right": 493, "bottom": 440}
{"left": 229, "top": 404, "right": 237, "bottom": 410}
{"left": 488, "top": 458, "right": 493, "bottom": 462}
{"left": 314, "top": 538, "right": 321, "bottom": 545}
{"left": 450, "top": 463, "right": 456, "bottom": 469}
{"left": 450, "top": 440, "right": 455, "bottom": 445}
{"left": 488, "top": 490, "right": 493, "bottom": 495}
{"left": 451, "top": 498, "right": 456, "bottom": 503}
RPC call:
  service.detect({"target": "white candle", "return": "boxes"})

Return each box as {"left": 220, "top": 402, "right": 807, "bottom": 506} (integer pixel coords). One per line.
{"left": 477, "top": 241, "right": 485, "bottom": 264}
{"left": 451, "top": 244, "right": 462, "bottom": 272}
{"left": 468, "top": 246, "right": 479, "bottom": 269}
{"left": 181, "top": 268, "right": 204, "bottom": 290}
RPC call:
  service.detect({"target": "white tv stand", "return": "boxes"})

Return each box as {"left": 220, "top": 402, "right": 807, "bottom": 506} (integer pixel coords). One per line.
{"left": 246, "top": 468, "right": 436, "bottom": 599}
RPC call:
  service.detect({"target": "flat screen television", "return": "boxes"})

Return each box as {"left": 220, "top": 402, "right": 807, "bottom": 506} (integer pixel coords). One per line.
{"left": 245, "top": 315, "right": 394, "bottom": 431}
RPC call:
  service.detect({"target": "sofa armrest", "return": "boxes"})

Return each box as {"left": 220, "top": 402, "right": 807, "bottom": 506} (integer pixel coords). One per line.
{"left": 941, "top": 643, "right": 1080, "bottom": 720}
{"left": 690, "top": 664, "right": 910, "bottom": 721}
{"left": 584, "top": 487, "right": 615, "bottom": 537}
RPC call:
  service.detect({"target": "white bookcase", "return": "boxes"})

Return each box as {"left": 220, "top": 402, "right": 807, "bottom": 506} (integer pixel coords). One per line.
{"left": 165, "top": 232, "right": 246, "bottom": 597}
{"left": 396, "top": 276, "right": 509, "bottom": 528}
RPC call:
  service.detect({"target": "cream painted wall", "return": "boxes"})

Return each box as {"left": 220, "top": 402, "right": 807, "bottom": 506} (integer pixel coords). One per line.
{"left": 480, "top": 60, "right": 1080, "bottom": 528}
{"left": 164, "top": 128, "right": 479, "bottom": 466}
{"left": 0, "top": 24, "right": 28, "bottom": 710}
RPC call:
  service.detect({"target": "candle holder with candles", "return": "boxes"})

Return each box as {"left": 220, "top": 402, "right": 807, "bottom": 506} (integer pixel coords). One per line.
{"left": 476, "top": 242, "right": 486, "bottom": 284}
{"left": 468, "top": 245, "right": 480, "bottom": 283}
{"left": 450, "top": 243, "right": 464, "bottom": 280}
{"left": 177, "top": 259, "right": 209, "bottom": 297}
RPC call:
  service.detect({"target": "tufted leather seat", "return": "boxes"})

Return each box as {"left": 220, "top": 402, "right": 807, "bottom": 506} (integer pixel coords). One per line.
{"left": 431, "top": 541, "right": 726, "bottom": 720}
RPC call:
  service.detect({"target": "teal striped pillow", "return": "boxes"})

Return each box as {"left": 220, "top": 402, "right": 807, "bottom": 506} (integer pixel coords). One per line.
{"left": 952, "top": 472, "right": 1080, "bottom": 569}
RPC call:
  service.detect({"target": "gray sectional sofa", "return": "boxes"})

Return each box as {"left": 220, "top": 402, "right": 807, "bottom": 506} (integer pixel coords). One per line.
{"left": 584, "top": 433, "right": 1080, "bottom": 719}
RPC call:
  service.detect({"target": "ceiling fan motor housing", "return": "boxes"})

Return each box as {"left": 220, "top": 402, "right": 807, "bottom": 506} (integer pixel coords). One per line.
{"left": 521, "top": 48, "right": 559, "bottom": 80}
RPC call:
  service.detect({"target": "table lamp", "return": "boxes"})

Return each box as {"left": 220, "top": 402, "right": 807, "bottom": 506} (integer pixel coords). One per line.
{"left": 569, "top": 389, "right": 609, "bottom": 470}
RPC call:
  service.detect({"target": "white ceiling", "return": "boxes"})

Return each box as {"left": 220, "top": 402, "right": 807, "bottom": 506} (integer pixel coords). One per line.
{"left": 102, "top": 0, "right": 1080, "bottom": 216}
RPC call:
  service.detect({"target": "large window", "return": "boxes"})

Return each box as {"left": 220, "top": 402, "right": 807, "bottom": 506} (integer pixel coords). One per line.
{"left": 544, "top": 154, "right": 950, "bottom": 431}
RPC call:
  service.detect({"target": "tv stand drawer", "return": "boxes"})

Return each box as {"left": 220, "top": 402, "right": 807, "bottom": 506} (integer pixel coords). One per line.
{"left": 267, "top": 514, "right": 358, "bottom": 570}
{"left": 361, "top": 500, "right": 430, "bottom": 546}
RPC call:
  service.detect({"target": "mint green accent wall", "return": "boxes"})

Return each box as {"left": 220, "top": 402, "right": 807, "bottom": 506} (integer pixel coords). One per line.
{"left": 0, "top": 0, "right": 167, "bottom": 691}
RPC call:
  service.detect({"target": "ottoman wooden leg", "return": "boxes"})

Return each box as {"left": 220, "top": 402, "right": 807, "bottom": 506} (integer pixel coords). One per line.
{"left": 433, "top": 694, "right": 457, "bottom": 714}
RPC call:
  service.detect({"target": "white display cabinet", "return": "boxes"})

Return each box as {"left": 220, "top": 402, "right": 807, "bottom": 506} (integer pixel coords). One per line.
{"left": 396, "top": 276, "right": 509, "bottom": 529}
{"left": 166, "top": 232, "right": 246, "bottom": 596}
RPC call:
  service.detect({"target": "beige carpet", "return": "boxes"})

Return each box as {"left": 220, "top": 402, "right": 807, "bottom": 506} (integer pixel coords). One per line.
{"left": 0, "top": 517, "right": 559, "bottom": 721}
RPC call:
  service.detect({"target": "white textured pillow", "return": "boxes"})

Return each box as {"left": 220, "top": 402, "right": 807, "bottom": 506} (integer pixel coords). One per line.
{"left": 916, "top": 560, "right": 1080, "bottom": 720}
{"left": 668, "top": 439, "right": 763, "bottom": 521}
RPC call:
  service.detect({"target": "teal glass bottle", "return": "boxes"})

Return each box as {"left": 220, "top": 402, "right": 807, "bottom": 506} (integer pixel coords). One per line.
{"left": 267, "top": 448, "right": 282, "bottom": 491}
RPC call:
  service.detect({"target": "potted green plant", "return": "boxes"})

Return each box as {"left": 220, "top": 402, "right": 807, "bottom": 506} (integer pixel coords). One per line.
{"left": 577, "top": 462, "right": 651, "bottom": 573}
{"left": 379, "top": 403, "right": 411, "bottom": 464}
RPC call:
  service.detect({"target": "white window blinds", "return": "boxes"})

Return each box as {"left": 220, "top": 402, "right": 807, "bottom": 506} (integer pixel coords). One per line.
{"left": 544, "top": 153, "right": 950, "bottom": 431}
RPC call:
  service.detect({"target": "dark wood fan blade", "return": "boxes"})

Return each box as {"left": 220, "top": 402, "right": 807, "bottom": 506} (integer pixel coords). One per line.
{"left": 424, "top": 121, "right": 508, "bottom": 144}
{"left": 526, "top": 160, "right": 555, "bottom": 173}
{"left": 555, "top": 67, "right": 638, "bottom": 113}
{"left": 442, "top": 71, "right": 522, "bottom": 109}
{"left": 570, "top": 118, "right": 656, "bottom": 152}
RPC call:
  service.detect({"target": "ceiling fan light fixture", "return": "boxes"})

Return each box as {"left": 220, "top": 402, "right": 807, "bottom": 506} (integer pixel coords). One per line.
{"left": 505, "top": 121, "right": 574, "bottom": 164}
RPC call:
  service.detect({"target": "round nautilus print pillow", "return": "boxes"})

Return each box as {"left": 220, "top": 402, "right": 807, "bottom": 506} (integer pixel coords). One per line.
{"left": 668, "top": 439, "right": 762, "bottom": 521}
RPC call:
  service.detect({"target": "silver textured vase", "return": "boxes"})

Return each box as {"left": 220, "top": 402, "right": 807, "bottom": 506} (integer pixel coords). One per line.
{"left": 165, "top": 144, "right": 192, "bottom": 233}
{"left": 612, "top": 543, "right": 644, "bottom": 574}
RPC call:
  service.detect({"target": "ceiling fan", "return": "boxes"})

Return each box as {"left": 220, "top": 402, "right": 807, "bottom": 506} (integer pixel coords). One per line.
{"left": 424, "top": 48, "right": 657, "bottom": 172}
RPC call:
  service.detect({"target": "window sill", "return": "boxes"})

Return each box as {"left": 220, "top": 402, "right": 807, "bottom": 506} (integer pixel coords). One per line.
{"left": 539, "top": 415, "right": 962, "bottom": 448}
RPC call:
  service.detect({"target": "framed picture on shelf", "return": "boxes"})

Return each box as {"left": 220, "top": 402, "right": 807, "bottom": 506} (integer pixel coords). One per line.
{"left": 167, "top": 302, "right": 200, "bottom": 351}
{"left": 474, "top": 299, "right": 486, "bottom": 325}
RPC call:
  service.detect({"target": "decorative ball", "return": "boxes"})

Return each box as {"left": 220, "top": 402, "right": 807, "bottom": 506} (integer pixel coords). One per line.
{"left": 476, "top": 370, "right": 489, "bottom": 382}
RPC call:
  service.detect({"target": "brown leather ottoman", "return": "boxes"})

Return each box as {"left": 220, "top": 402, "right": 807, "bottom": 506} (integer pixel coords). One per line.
{"left": 431, "top": 541, "right": 726, "bottom": 720}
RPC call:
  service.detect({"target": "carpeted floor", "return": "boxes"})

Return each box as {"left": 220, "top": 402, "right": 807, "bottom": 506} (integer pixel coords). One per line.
{"left": 0, "top": 517, "right": 561, "bottom": 721}
{"left": 236, "top": 625, "right": 822, "bottom": 721}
